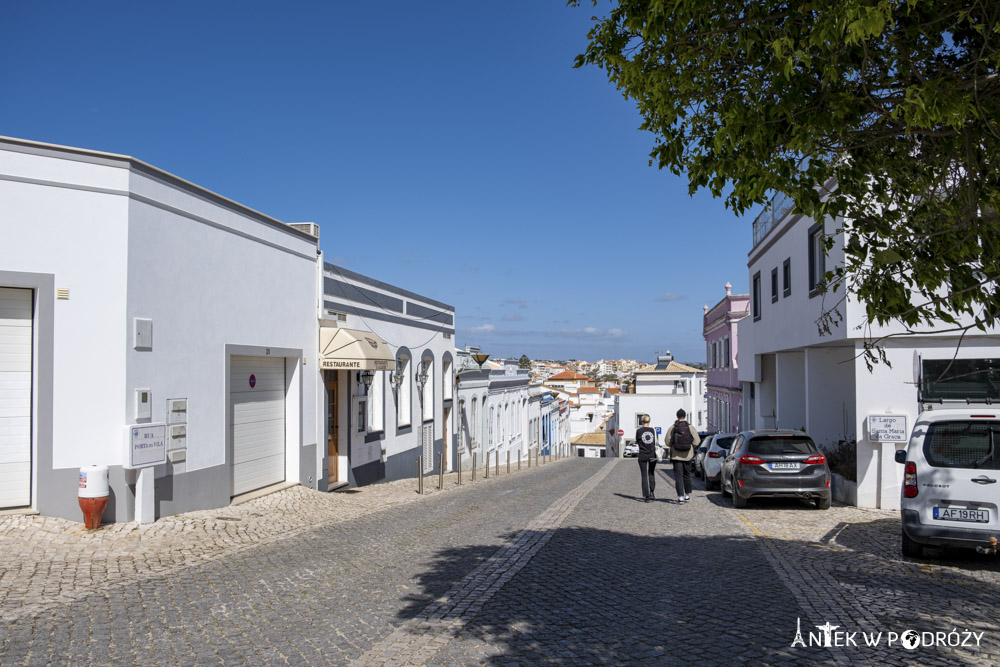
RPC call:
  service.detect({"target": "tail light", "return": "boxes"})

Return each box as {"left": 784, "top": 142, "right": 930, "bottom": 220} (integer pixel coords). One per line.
{"left": 708, "top": 452, "right": 722, "bottom": 458}
{"left": 903, "top": 461, "right": 918, "bottom": 498}
{"left": 739, "top": 454, "right": 765, "bottom": 465}
{"left": 803, "top": 454, "right": 826, "bottom": 465}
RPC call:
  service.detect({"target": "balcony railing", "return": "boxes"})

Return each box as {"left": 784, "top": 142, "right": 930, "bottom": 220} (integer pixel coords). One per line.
{"left": 752, "top": 191, "right": 796, "bottom": 248}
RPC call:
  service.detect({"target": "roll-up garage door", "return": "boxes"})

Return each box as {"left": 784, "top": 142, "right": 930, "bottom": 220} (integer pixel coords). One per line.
{"left": 230, "top": 355, "right": 285, "bottom": 496}
{"left": 0, "top": 288, "right": 32, "bottom": 508}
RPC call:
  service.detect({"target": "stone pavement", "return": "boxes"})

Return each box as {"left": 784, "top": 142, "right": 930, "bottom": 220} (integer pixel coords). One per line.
{"left": 1, "top": 458, "right": 999, "bottom": 665}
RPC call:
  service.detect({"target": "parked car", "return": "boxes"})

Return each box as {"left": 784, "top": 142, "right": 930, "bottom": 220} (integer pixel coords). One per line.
{"left": 624, "top": 441, "right": 639, "bottom": 457}
{"left": 702, "top": 432, "right": 737, "bottom": 490}
{"left": 692, "top": 436, "right": 712, "bottom": 476}
{"left": 895, "top": 407, "right": 1000, "bottom": 558}
{"left": 721, "top": 430, "right": 831, "bottom": 509}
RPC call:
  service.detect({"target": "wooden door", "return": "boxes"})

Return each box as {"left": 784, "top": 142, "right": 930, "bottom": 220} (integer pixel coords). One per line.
{"left": 327, "top": 372, "right": 339, "bottom": 484}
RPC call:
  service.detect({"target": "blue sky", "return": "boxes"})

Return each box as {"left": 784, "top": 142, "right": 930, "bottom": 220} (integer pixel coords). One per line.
{"left": 0, "top": 1, "right": 754, "bottom": 364}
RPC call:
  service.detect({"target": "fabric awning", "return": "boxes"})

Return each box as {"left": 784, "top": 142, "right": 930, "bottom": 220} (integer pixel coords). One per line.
{"left": 319, "top": 327, "right": 396, "bottom": 371}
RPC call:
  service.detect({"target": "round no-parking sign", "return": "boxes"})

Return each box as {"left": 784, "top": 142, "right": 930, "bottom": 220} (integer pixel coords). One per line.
{"left": 249, "top": 374, "right": 256, "bottom": 389}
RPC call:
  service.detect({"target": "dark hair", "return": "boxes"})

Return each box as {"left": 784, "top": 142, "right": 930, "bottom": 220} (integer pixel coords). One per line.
{"left": 676, "top": 408, "right": 686, "bottom": 419}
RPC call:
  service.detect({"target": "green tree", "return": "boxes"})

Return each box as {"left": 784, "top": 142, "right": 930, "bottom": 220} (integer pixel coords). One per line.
{"left": 573, "top": 1, "right": 1000, "bottom": 364}
{"left": 518, "top": 354, "right": 532, "bottom": 369}
{"left": 600, "top": 373, "right": 618, "bottom": 382}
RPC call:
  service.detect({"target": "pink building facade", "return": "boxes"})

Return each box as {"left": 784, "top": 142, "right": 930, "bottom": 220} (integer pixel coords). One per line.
{"left": 703, "top": 283, "right": 750, "bottom": 433}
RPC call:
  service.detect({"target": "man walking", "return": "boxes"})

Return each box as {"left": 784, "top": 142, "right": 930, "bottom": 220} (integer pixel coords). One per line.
{"left": 665, "top": 409, "right": 700, "bottom": 503}
{"left": 635, "top": 415, "right": 658, "bottom": 503}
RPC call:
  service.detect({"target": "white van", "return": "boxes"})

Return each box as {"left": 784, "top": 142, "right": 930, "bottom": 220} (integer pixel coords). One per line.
{"left": 895, "top": 407, "right": 1000, "bottom": 558}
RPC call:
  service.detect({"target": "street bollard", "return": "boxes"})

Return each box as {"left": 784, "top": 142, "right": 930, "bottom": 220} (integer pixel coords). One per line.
{"left": 507, "top": 450, "right": 510, "bottom": 474}
{"left": 458, "top": 452, "right": 462, "bottom": 485}
{"left": 418, "top": 456, "right": 423, "bottom": 495}
{"left": 495, "top": 450, "right": 500, "bottom": 477}
{"left": 472, "top": 452, "right": 477, "bottom": 482}
{"left": 485, "top": 452, "right": 489, "bottom": 479}
{"left": 518, "top": 450, "right": 521, "bottom": 471}
{"left": 439, "top": 451, "right": 445, "bottom": 490}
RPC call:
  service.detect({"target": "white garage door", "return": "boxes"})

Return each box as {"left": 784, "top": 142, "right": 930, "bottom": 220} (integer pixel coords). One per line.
{"left": 0, "top": 288, "right": 32, "bottom": 508}
{"left": 230, "top": 355, "right": 285, "bottom": 496}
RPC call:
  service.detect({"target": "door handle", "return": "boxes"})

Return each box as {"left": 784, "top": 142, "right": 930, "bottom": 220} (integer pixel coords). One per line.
{"left": 971, "top": 476, "right": 997, "bottom": 484}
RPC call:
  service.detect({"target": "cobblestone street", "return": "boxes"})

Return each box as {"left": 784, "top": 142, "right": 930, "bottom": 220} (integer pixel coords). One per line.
{"left": 2, "top": 458, "right": 999, "bottom": 665}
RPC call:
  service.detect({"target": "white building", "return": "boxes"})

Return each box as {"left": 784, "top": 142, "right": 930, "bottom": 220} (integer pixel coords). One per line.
{"left": 738, "top": 193, "right": 1000, "bottom": 509}
{"left": 0, "top": 136, "right": 320, "bottom": 521}
{"left": 318, "top": 263, "right": 455, "bottom": 488}
{"left": 612, "top": 355, "right": 707, "bottom": 454}
{"left": 484, "top": 361, "right": 532, "bottom": 466}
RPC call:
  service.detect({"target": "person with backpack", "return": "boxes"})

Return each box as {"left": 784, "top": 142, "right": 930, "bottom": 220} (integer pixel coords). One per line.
{"left": 634, "top": 414, "right": 659, "bottom": 503}
{"left": 665, "top": 408, "right": 701, "bottom": 503}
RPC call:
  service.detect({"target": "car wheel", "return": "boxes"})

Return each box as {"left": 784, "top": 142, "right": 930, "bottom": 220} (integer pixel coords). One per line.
{"left": 731, "top": 480, "right": 747, "bottom": 508}
{"left": 901, "top": 530, "right": 925, "bottom": 558}
{"left": 815, "top": 495, "right": 831, "bottom": 510}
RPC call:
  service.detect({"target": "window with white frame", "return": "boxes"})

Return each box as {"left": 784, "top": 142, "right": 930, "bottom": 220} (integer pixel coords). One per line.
{"left": 458, "top": 399, "right": 466, "bottom": 449}
{"left": 752, "top": 271, "right": 762, "bottom": 320}
{"left": 368, "top": 371, "right": 384, "bottom": 433}
{"left": 489, "top": 406, "right": 494, "bottom": 448}
{"left": 397, "top": 354, "right": 411, "bottom": 427}
{"left": 356, "top": 375, "right": 367, "bottom": 433}
{"left": 443, "top": 357, "right": 452, "bottom": 401}
{"left": 421, "top": 358, "right": 433, "bottom": 422}
{"left": 471, "top": 397, "right": 478, "bottom": 446}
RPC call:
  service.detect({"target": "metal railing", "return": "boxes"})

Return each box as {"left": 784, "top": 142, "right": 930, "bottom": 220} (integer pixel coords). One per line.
{"left": 752, "top": 191, "right": 796, "bottom": 248}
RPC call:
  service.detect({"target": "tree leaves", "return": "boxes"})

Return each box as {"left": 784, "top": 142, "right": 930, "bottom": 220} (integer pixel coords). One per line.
{"left": 572, "top": 0, "right": 1000, "bottom": 354}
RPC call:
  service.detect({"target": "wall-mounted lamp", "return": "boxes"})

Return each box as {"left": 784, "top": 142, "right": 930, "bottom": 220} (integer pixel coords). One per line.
{"left": 391, "top": 367, "right": 405, "bottom": 388}
{"left": 416, "top": 360, "right": 430, "bottom": 392}
{"left": 471, "top": 352, "right": 490, "bottom": 369}
{"left": 360, "top": 369, "right": 375, "bottom": 389}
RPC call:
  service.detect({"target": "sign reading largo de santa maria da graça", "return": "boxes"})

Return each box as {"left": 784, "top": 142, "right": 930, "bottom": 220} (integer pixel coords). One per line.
{"left": 868, "top": 415, "right": 908, "bottom": 443}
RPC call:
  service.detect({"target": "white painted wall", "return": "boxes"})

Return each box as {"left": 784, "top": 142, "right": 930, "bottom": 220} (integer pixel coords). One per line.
{"left": 126, "top": 170, "right": 318, "bottom": 479}
{"left": 1, "top": 149, "right": 130, "bottom": 469}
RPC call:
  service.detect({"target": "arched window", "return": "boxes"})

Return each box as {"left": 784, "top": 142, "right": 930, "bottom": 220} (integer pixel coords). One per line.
{"left": 459, "top": 399, "right": 466, "bottom": 449}
{"left": 489, "top": 406, "right": 494, "bottom": 447}
{"left": 397, "top": 354, "right": 411, "bottom": 427}
{"left": 442, "top": 356, "right": 453, "bottom": 401}
{"left": 421, "top": 356, "right": 433, "bottom": 422}
{"left": 471, "top": 397, "right": 478, "bottom": 446}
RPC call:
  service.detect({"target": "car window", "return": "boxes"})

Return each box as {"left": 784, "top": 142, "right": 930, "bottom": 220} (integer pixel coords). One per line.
{"left": 714, "top": 436, "right": 735, "bottom": 450}
{"left": 747, "top": 436, "right": 817, "bottom": 455}
{"left": 923, "top": 421, "right": 1000, "bottom": 470}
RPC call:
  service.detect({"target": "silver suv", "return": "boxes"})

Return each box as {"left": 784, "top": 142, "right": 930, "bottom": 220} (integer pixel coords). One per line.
{"left": 895, "top": 407, "right": 1000, "bottom": 558}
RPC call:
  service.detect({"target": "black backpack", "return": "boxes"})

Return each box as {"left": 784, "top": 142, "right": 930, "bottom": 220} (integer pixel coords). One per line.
{"left": 671, "top": 421, "right": 694, "bottom": 452}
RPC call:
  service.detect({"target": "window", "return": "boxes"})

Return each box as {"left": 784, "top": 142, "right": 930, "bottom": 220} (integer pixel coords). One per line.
{"left": 356, "top": 376, "right": 367, "bottom": 433}
{"left": 635, "top": 413, "right": 646, "bottom": 428}
{"left": 421, "top": 358, "right": 433, "bottom": 422}
{"left": 442, "top": 358, "right": 452, "bottom": 401}
{"left": 771, "top": 267, "right": 779, "bottom": 303}
{"left": 458, "top": 400, "right": 466, "bottom": 449}
{"left": 752, "top": 271, "right": 761, "bottom": 320}
{"left": 724, "top": 338, "right": 730, "bottom": 368}
{"left": 782, "top": 258, "right": 791, "bottom": 297}
{"left": 368, "top": 372, "right": 384, "bottom": 432}
{"left": 807, "top": 223, "right": 825, "bottom": 294}
{"left": 397, "top": 355, "right": 411, "bottom": 427}
{"left": 489, "top": 406, "right": 494, "bottom": 447}
{"left": 470, "top": 398, "right": 478, "bottom": 445}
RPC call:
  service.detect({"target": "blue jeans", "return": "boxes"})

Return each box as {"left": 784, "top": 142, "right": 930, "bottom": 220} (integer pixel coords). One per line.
{"left": 639, "top": 458, "right": 657, "bottom": 499}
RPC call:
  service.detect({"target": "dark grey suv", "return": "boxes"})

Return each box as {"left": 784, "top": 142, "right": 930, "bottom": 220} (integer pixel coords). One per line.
{"left": 720, "top": 430, "right": 831, "bottom": 509}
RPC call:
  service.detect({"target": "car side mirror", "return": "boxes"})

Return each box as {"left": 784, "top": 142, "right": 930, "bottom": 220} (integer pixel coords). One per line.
{"left": 894, "top": 450, "right": 906, "bottom": 464}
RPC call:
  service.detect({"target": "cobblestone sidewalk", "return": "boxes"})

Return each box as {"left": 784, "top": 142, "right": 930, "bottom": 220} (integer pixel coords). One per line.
{"left": 0, "top": 457, "right": 571, "bottom": 623}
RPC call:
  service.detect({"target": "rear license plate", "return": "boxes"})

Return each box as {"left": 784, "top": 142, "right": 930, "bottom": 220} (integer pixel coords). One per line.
{"left": 769, "top": 462, "right": 799, "bottom": 470}
{"left": 933, "top": 507, "right": 989, "bottom": 523}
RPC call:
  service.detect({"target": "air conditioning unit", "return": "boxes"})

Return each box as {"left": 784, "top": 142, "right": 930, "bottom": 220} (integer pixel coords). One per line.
{"left": 288, "top": 222, "right": 320, "bottom": 240}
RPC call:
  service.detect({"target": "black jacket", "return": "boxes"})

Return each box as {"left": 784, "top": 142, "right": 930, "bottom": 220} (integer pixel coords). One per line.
{"left": 635, "top": 426, "right": 658, "bottom": 461}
